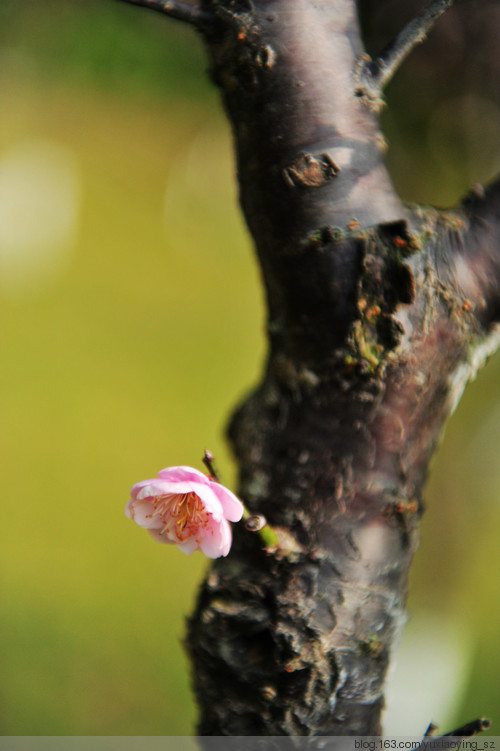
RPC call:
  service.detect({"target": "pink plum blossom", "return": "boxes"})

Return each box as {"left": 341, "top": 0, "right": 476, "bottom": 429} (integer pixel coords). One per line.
{"left": 125, "top": 466, "right": 244, "bottom": 558}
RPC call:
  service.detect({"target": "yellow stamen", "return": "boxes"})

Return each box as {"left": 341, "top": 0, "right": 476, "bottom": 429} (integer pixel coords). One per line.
{"left": 152, "top": 491, "right": 211, "bottom": 542}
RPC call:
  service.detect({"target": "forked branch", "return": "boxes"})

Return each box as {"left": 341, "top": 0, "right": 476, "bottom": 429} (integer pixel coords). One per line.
{"left": 116, "top": 0, "right": 214, "bottom": 28}
{"left": 356, "top": 0, "right": 458, "bottom": 104}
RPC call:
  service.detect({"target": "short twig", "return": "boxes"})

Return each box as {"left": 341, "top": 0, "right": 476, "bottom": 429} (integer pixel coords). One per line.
{"left": 416, "top": 717, "right": 491, "bottom": 750}
{"left": 202, "top": 451, "right": 280, "bottom": 549}
{"left": 116, "top": 0, "right": 214, "bottom": 29}
{"left": 424, "top": 722, "right": 438, "bottom": 737}
{"left": 444, "top": 717, "right": 491, "bottom": 737}
{"left": 202, "top": 450, "right": 221, "bottom": 482}
{"left": 356, "top": 0, "right": 458, "bottom": 104}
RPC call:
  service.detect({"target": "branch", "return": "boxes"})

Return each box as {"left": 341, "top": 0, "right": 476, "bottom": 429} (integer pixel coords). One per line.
{"left": 444, "top": 717, "right": 492, "bottom": 738}
{"left": 415, "top": 718, "right": 491, "bottom": 751}
{"left": 355, "top": 0, "right": 458, "bottom": 105}
{"left": 116, "top": 0, "right": 214, "bottom": 28}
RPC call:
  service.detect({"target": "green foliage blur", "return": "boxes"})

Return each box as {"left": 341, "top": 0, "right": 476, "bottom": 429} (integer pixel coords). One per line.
{"left": 1, "top": 0, "right": 500, "bottom": 737}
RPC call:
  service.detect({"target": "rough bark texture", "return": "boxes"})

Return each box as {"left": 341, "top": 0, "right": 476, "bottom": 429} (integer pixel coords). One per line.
{"left": 128, "top": 0, "right": 500, "bottom": 737}
{"left": 183, "top": 0, "right": 500, "bottom": 736}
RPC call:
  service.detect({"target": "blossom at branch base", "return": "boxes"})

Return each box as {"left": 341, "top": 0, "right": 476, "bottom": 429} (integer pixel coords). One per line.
{"left": 125, "top": 466, "right": 244, "bottom": 558}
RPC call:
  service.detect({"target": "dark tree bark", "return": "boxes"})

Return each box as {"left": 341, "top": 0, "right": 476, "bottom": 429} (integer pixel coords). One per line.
{"left": 118, "top": 0, "right": 500, "bottom": 737}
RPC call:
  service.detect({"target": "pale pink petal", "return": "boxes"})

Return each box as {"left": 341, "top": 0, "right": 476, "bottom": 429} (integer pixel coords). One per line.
{"left": 130, "top": 480, "right": 158, "bottom": 500}
{"left": 176, "top": 538, "right": 199, "bottom": 555}
{"left": 158, "top": 466, "right": 210, "bottom": 485}
{"left": 187, "top": 482, "right": 224, "bottom": 519}
{"left": 200, "top": 518, "right": 232, "bottom": 558}
{"left": 127, "top": 500, "right": 161, "bottom": 530}
{"left": 148, "top": 529, "right": 199, "bottom": 555}
{"left": 210, "top": 483, "right": 244, "bottom": 522}
{"left": 132, "top": 478, "right": 194, "bottom": 499}
{"left": 130, "top": 479, "right": 173, "bottom": 500}
{"left": 148, "top": 529, "right": 173, "bottom": 545}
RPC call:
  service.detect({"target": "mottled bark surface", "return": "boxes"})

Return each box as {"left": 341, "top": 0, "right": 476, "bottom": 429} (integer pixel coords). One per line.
{"left": 120, "top": 0, "right": 500, "bottom": 737}
{"left": 186, "top": 0, "right": 500, "bottom": 735}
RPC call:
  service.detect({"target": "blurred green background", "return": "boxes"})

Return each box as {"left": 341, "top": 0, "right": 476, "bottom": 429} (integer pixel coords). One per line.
{"left": 1, "top": 0, "right": 500, "bottom": 737}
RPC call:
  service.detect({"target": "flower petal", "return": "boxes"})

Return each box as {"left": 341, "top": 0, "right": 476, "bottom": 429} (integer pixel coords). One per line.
{"left": 210, "top": 483, "right": 244, "bottom": 522}
{"left": 126, "top": 499, "right": 162, "bottom": 530}
{"left": 187, "top": 482, "right": 224, "bottom": 519}
{"left": 148, "top": 529, "right": 173, "bottom": 545}
{"left": 200, "top": 518, "right": 232, "bottom": 558}
{"left": 130, "top": 480, "right": 159, "bottom": 500}
{"left": 132, "top": 478, "right": 194, "bottom": 500}
{"left": 176, "top": 538, "right": 199, "bottom": 555}
{"left": 157, "top": 466, "right": 210, "bottom": 485}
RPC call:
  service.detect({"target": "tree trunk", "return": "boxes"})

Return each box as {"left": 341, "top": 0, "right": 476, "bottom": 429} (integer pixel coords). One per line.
{"left": 121, "top": 0, "right": 500, "bottom": 737}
